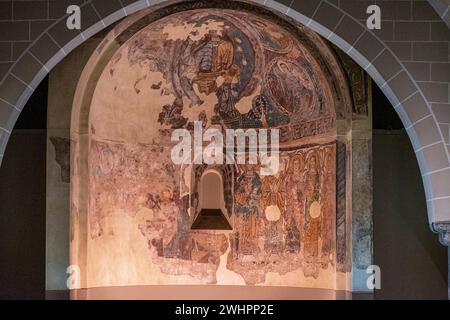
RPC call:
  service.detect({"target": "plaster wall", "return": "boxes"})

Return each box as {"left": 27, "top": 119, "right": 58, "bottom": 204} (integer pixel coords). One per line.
{"left": 46, "top": 37, "right": 103, "bottom": 291}
{"left": 71, "top": 8, "right": 351, "bottom": 291}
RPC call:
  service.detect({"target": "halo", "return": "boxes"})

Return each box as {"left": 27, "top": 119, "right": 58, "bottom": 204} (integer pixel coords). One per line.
{"left": 309, "top": 201, "right": 322, "bottom": 219}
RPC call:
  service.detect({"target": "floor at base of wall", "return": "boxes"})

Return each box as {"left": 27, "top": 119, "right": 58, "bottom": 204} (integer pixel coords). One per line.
{"left": 351, "top": 292, "right": 374, "bottom": 300}
{"left": 46, "top": 290, "right": 70, "bottom": 300}
{"left": 45, "top": 286, "right": 374, "bottom": 300}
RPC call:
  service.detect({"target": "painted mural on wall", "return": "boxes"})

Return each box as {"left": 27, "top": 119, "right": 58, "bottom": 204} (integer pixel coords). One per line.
{"left": 106, "top": 9, "right": 335, "bottom": 145}
{"left": 84, "top": 8, "right": 340, "bottom": 288}
{"left": 229, "top": 145, "right": 336, "bottom": 284}
{"left": 89, "top": 138, "right": 336, "bottom": 284}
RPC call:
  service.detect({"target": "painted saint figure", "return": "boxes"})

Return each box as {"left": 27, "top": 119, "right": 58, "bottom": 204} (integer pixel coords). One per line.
{"left": 303, "top": 153, "right": 322, "bottom": 266}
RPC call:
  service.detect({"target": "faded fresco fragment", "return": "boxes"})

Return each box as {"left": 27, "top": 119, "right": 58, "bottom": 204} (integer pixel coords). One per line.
{"left": 228, "top": 146, "right": 336, "bottom": 284}
{"left": 100, "top": 9, "right": 335, "bottom": 143}
{"left": 85, "top": 8, "right": 340, "bottom": 288}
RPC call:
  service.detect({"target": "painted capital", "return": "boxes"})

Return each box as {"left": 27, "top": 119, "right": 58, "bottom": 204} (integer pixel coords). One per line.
{"left": 432, "top": 222, "right": 450, "bottom": 247}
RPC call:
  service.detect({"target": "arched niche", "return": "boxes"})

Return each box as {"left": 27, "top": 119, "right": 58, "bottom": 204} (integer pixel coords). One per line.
{"left": 191, "top": 168, "right": 232, "bottom": 230}
{"left": 199, "top": 170, "right": 226, "bottom": 212}
{"left": 70, "top": 1, "right": 361, "bottom": 294}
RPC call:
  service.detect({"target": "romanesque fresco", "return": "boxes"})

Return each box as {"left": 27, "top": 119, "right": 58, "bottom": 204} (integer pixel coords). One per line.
{"left": 85, "top": 8, "right": 340, "bottom": 287}
{"left": 229, "top": 145, "right": 336, "bottom": 284}
{"left": 90, "top": 138, "right": 336, "bottom": 284}
{"left": 89, "top": 134, "right": 229, "bottom": 283}
{"left": 50, "top": 137, "right": 70, "bottom": 183}
{"left": 108, "top": 9, "right": 335, "bottom": 145}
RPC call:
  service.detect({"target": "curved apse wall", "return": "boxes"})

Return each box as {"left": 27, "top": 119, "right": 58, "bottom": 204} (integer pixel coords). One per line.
{"left": 73, "top": 6, "right": 351, "bottom": 290}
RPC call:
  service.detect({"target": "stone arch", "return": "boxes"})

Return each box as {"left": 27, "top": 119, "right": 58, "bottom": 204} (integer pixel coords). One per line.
{"left": 0, "top": 1, "right": 447, "bottom": 244}
{"left": 274, "top": 0, "right": 450, "bottom": 233}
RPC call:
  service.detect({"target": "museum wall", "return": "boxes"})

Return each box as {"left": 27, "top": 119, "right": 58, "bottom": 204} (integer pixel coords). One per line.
{"left": 0, "top": 131, "right": 46, "bottom": 299}
{"left": 373, "top": 131, "right": 448, "bottom": 300}
{"left": 0, "top": 81, "right": 47, "bottom": 299}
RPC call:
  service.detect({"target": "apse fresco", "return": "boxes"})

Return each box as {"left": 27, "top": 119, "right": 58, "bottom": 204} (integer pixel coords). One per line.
{"left": 84, "top": 8, "right": 340, "bottom": 288}
{"left": 229, "top": 145, "right": 336, "bottom": 284}
{"left": 89, "top": 140, "right": 336, "bottom": 285}
{"left": 100, "top": 9, "right": 335, "bottom": 145}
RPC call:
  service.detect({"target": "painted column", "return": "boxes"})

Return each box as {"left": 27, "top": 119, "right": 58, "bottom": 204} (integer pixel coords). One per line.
{"left": 351, "top": 79, "right": 373, "bottom": 294}
{"left": 331, "top": 49, "right": 374, "bottom": 296}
